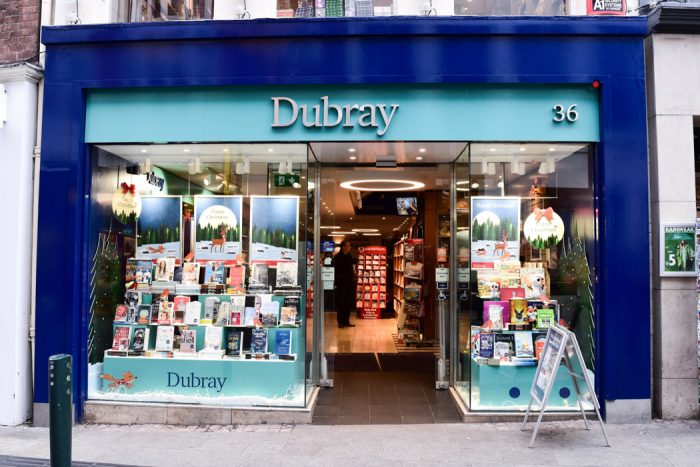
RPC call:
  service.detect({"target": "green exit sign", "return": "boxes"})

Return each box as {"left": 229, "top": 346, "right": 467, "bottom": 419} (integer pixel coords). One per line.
{"left": 274, "top": 173, "right": 300, "bottom": 187}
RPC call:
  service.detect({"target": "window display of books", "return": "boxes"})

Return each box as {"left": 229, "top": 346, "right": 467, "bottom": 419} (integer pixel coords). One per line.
{"left": 355, "top": 247, "right": 387, "bottom": 319}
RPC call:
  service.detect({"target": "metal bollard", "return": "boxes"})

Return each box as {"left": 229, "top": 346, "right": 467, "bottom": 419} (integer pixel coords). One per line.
{"left": 49, "top": 354, "right": 72, "bottom": 467}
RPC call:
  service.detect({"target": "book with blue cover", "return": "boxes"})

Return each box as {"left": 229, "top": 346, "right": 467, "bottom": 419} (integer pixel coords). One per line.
{"left": 275, "top": 329, "right": 292, "bottom": 355}
{"left": 250, "top": 328, "right": 268, "bottom": 354}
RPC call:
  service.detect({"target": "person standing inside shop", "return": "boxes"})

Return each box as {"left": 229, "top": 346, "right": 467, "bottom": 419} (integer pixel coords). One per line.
{"left": 333, "top": 240, "right": 356, "bottom": 328}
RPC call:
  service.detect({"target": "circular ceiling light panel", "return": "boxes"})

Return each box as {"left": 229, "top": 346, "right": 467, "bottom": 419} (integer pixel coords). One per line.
{"left": 352, "top": 228, "right": 379, "bottom": 233}
{"left": 331, "top": 231, "right": 356, "bottom": 235}
{"left": 339, "top": 179, "right": 425, "bottom": 191}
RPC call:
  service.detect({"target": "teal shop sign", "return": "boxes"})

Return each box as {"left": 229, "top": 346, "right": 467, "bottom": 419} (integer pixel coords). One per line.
{"left": 85, "top": 84, "right": 599, "bottom": 143}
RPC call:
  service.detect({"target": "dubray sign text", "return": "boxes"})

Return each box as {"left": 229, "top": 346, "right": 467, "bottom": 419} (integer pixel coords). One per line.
{"left": 272, "top": 96, "right": 399, "bottom": 137}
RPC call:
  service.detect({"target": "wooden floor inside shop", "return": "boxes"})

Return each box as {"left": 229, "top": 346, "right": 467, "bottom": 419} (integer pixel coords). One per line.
{"left": 312, "top": 371, "right": 462, "bottom": 425}
{"left": 323, "top": 312, "right": 399, "bottom": 354}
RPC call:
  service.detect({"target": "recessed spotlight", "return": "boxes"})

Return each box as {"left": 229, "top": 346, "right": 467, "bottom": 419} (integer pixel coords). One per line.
{"left": 183, "top": 149, "right": 190, "bottom": 153}
{"left": 382, "top": 217, "right": 386, "bottom": 220}
{"left": 348, "top": 148, "right": 356, "bottom": 153}
{"left": 268, "top": 148, "right": 274, "bottom": 152}
{"left": 349, "top": 156, "right": 357, "bottom": 161}
{"left": 489, "top": 148, "right": 496, "bottom": 152}
{"left": 519, "top": 147, "right": 526, "bottom": 152}
{"left": 549, "top": 147, "right": 556, "bottom": 152}
{"left": 418, "top": 148, "right": 427, "bottom": 153}
{"left": 140, "top": 149, "right": 147, "bottom": 153}
{"left": 349, "top": 217, "right": 353, "bottom": 220}
{"left": 416, "top": 156, "right": 423, "bottom": 161}
{"left": 471, "top": 183, "right": 479, "bottom": 188}
{"left": 223, "top": 148, "right": 230, "bottom": 153}
{"left": 485, "top": 184, "right": 490, "bottom": 188}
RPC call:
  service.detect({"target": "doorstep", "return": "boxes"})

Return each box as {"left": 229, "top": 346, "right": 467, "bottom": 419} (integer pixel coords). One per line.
{"left": 448, "top": 387, "right": 594, "bottom": 423}
{"left": 84, "top": 387, "right": 319, "bottom": 425}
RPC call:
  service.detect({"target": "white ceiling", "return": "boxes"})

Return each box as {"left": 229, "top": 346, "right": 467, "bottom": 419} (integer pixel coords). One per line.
{"left": 309, "top": 141, "right": 468, "bottom": 164}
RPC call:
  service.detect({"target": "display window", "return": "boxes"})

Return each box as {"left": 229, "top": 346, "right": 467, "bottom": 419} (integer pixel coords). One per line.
{"left": 452, "top": 143, "right": 597, "bottom": 411}
{"left": 87, "top": 143, "right": 311, "bottom": 407}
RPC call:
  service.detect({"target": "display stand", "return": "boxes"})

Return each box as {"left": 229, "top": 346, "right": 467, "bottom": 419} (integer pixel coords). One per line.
{"left": 355, "top": 246, "right": 387, "bottom": 319}
{"left": 394, "top": 237, "right": 424, "bottom": 341}
{"left": 521, "top": 323, "right": 610, "bottom": 448}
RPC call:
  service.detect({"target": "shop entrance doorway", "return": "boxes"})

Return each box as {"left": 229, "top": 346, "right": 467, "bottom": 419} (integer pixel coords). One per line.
{"left": 308, "top": 142, "right": 465, "bottom": 424}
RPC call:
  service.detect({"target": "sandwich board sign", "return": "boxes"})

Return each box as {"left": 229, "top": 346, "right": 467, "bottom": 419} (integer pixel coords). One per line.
{"left": 521, "top": 323, "right": 610, "bottom": 448}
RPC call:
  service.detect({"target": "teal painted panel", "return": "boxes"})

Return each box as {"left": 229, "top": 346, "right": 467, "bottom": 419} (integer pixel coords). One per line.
{"left": 101, "top": 354, "right": 304, "bottom": 402}
{"left": 471, "top": 358, "right": 586, "bottom": 409}
{"left": 86, "top": 85, "right": 599, "bottom": 143}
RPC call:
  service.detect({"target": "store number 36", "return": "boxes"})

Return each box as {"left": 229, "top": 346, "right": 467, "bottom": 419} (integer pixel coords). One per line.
{"left": 552, "top": 104, "right": 579, "bottom": 123}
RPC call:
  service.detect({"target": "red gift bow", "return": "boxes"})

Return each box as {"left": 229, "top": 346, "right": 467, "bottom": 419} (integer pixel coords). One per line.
{"left": 534, "top": 207, "right": 554, "bottom": 222}
{"left": 120, "top": 182, "right": 135, "bottom": 195}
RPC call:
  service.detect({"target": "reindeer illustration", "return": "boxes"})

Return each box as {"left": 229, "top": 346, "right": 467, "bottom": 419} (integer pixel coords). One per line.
{"left": 493, "top": 230, "right": 509, "bottom": 256}
{"left": 211, "top": 225, "right": 228, "bottom": 253}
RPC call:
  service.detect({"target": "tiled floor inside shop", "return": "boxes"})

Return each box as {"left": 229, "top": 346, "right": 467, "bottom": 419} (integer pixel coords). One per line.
{"left": 312, "top": 370, "right": 462, "bottom": 425}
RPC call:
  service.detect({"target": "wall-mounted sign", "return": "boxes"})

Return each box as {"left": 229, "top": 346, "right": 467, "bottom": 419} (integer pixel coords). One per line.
{"left": 660, "top": 223, "right": 696, "bottom": 277}
{"left": 523, "top": 207, "right": 565, "bottom": 249}
{"left": 145, "top": 171, "right": 164, "bottom": 191}
{"left": 587, "top": 0, "right": 626, "bottom": 16}
{"left": 272, "top": 96, "right": 399, "bottom": 137}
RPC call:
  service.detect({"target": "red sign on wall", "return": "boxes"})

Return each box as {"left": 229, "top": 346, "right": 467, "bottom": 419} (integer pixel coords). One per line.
{"left": 587, "top": 0, "right": 626, "bottom": 15}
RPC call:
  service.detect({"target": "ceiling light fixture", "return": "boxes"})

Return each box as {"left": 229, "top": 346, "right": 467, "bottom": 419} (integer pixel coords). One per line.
{"left": 194, "top": 157, "right": 201, "bottom": 174}
{"left": 416, "top": 156, "right": 423, "bottom": 161}
{"left": 489, "top": 148, "right": 496, "bottom": 152}
{"left": 183, "top": 149, "right": 190, "bottom": 153}
{"left": 349, "top": 156, "right": 357, "bottom": 161}
{"left": 352, "top": 228, "right": 379, "bottom": 233}
{"left": 510, "top": 158, "right": 526, "bottom": 175}
{"left": 549, "top": 147, "right": 556, "bottom": 152}
{"left": 471, "top": 182, "right": 480, "bottom": 189}
{"left": 519, "top": 147, "right": 526, "bottom": 152}
{"left": 481, "top": 158, "right": 496, "bottom": 175}
{"left": 339, "top": 179, "right": 425, "bottom": 191}
{"left": 223, "top": 148, "right": 230, "bottom": 153}
{"left": 363, "top": 233, "right": 382, "bottom": 236}
{"left": 348, "top": 148, "right": 356, "bottom": 153}
{"left": 418, "top": 148, "right": 427, "bottom": 153}
{"left": 140, "top": 149, "right": 148, "bottom": 153}
{"left": 321, "top": 226, "right": 341, "bottom": 229}
{"left": 188, "top": 161, "right": 196, "bottom": 175}
{"left": 331, "top": 231, "right": 356, "bottom": 235}
{"left": 268, "top": 148, "right": 274, "bottom": 152}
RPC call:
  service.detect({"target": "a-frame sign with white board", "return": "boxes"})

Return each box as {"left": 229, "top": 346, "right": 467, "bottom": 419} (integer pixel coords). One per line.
{"left": 521, "top": 323, "right": 610, "bottom": 448}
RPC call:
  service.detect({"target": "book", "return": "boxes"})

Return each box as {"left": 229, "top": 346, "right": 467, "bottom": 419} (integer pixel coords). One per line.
{"left": 157, "top": 301, "right": 174, "bottom": 325}
{"left": 202, "top": 296, "right": 221, "bottom": 324}
{"left": 112, "top": 326, "right": 132, "bottom": 351}
{"left": 137, "top": 304, "right": 152, "bottom": 324}
{"left": 135, "top": 260, "right": 153, "bottom": 287}
{"left": 510, "top": 298, "right": 528, "bottom": 325}
{"left": 251, "top": 263, "right": 269, "bottom": 287}
{"left": 244, "top": 306, "right": 256, "bottom": 326}
{"left": 404, "top": 285, "right": 421, "bottom": 302}
{"left": 404, "top": 261, "right": 423, "bottom": 280}
{"left": 184, "top": 301, "right": 201, "bottom": 325}
{"left": 476, "top": 269, "right": 501, "bottom": 299}
{"left": 482, "top": 301, "right": 509, "bottom": 330}
{"left": 500, "top": 287, "right": 526, "bottom": 301}
{"left": 479, "top": 332, "right": 494, "bottom": 358}
{"left": 536, "top": 307, "right": 555, "bottom": 329}
{"left": 280, "top": 307, "right": 297, "bottom": 326}
{"left": 534, "top": 334, "right": 547, "bottom": 359}
{"left": 514, "top": 331, "right": 534, "bottom": 358}
{"left": 260, "top": 301, "right": 280, "bottom": 327}
{"left": 230, "top": 296, "right": 245, "bottom": 326}
{"left": 275, "top": 261, "right": 298, "bottom": 287}
{"left": 226, "top": 331, "right": 243, "bottom": 357}
{"left": 204, "top": 260, "right": 225, "bottom": 284}
{"left": 173, "top": 296, "right": 190, "bottom": 324}
{"left": 125, "top": 258, "right": 137, "bottom": 285}
{"left": 227, "top": 265, "right": 245, "bottom": 293}
{"left": 155, "top": 325, "right": 175, "bottom": 351}
{"left": 521, "top": 267, "right": 547, "bottom": 299}
{"left": 250, "top": 328, "right": 268, "bottom": 354}
{"left": 494, "top": 333, "right": 515, "bottom": 359}
{"left": 275, "top": 329, "right": 292, "bottom": 355}
{"left": 180, "top": 329, "right": 197, "bottom": 353}
{"left": 124, "top": 290, "right": 140, "bottom": 307}
{"left": 114, "top": 304, "right": 128, "bottom": 323}
{"left": 130, "top": 327, "right": 149, "bottom": 352}
{"left": 153, "top": 257, "right": 175, "bottom": 282}
{"left": 215, "top": 302, "right": 231, "bottom": 326}
{"left": 202, "top": 326, "right": 223, "bottom": 353}
{"left": 181, "top": 262, "right": 200, "bottom": 285}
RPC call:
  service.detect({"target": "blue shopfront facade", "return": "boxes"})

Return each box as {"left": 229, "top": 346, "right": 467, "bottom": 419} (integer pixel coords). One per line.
{"left": 37, "top": 16, "right": 650, "bottom": 422}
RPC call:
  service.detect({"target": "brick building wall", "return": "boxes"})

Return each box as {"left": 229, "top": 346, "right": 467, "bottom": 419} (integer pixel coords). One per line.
{"left": 0, "top": 0, "right": 41, "bottom": 65}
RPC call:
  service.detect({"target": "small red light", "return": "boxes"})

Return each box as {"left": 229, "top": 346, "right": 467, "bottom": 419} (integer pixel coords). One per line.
{"left": 592, "top": 80, "right": 601, "bottom": 89}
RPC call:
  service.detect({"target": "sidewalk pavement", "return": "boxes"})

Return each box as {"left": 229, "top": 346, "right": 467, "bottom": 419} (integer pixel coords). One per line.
{"left": 0, "top": 419, "right": 699, "bottom": 466}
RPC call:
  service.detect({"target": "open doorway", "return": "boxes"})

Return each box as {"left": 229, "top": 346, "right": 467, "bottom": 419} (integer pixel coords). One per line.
{"left": 310, "top": 142, "right": 465, "bottom": 424}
